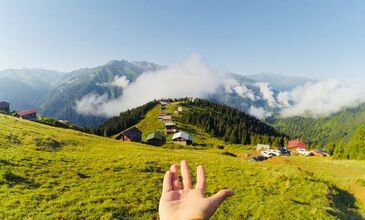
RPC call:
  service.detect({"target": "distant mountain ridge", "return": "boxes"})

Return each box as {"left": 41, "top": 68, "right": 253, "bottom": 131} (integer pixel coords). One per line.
{"left": 0, "top": 69, "right": 63, "bottom": 110}
{"left": 245, "top": 73, "right": 316, "bottom": 91}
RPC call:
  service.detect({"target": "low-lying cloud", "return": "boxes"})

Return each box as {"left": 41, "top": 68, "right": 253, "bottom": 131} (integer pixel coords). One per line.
{"left": 75, "top": 55, "right": 227, "bottom": 117}
{"left": 249, "top": 106, "right": 272, "bottom": 119}
{"left": 279, "top": 79, "right": 365, "bottom": 117}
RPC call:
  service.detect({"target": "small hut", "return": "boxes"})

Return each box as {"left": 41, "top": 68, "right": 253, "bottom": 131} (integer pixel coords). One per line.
{"left": 165, "top": 122, "right": 177, "bottom": 134}
{"left": 17, "top": 109, "right": 37, "bottom": 120}
{"left": 115, "top": 127, "right": 142, "bottom": 142}
{"left": 146, "top": 131, "right": 166, "bottom": 146}
{"left": 160, "top": 115, "right": 172, "bottom": 122}
{"left": 288, "top": 139, "right": 306, "bottom": 152}
{"left": 172, "top": 131, "right": 192, "bottom": 145}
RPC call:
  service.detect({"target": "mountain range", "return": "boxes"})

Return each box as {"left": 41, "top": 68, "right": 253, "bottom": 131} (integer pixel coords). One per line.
{"left": 1, "top": 60, "right": 308, "bottom": 127}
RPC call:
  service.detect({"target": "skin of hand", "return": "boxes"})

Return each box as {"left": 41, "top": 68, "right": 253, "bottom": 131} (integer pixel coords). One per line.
{"left": 159, "top": 160, "right": 234, "bottom": 220}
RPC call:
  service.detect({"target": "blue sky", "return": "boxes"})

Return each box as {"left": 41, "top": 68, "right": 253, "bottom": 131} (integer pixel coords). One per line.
{"left": 0, "top": 0, "right": 365, "bottom": 80}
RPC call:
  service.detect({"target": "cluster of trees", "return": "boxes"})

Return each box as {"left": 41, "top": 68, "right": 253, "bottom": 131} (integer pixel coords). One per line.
{"left": 93, "top": 101, "right": 158, "bottom": 136}
{"left": 181, "top": 99, "right": 288, "bottom": 146}
{"left": 333, "top": 127, "right": 365, "bottom": 160}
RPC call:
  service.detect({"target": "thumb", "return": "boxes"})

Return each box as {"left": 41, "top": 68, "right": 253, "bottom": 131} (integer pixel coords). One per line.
{"left": 208, "top": 189, "right": 234, "bottom": 211}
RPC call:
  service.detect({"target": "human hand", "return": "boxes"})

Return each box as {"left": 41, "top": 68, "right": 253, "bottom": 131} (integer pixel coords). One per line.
{"left": 159, "top": 160, "right": 234, "bottom": 220}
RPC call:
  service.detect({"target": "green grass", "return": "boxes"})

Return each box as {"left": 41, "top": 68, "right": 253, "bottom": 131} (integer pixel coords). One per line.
{"left": 1, "top": 114, "right": 365, "bottom": 219}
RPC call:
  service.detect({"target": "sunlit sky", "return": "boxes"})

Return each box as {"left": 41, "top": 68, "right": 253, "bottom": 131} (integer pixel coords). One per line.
{"left": 1, "top": 0, "right": 365, "bottom": 80}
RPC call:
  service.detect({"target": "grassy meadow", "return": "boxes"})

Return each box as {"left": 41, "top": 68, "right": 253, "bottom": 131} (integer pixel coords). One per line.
{"left": 0, "top": 113, "right": 365, "bottom": 219}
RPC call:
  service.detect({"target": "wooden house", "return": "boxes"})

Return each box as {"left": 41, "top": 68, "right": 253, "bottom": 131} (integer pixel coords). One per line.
{"left": 160, "top": 115, "right": 172, "bottom": 122}
{"left": 160, "top": 101, "right": 168, "bottom": 110}
{"left": 165, "top": 122, "right": 177, "bottom": 134}
{"left": 17, "top": 109, "right": 37, "bottom": 120}
{"left": 288, "top": 139, "right": 306, "bottom": 152}
{"left": 146, "top": 131, "right": 166, "bottom": 146}
{"left": 115, "top": 127, "right": 142, "bottom": 142}
{"left": 0, "top": 101, "right": 10, "bottom": 113}
{"left": 256, "top": 144, "right": 270, "bottom": 151}
{"left": 172, "top": 131, "right": 193, "bottom": 145}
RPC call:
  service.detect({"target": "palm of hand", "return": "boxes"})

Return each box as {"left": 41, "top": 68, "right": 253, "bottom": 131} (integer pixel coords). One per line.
{"left": 159, "top": 161, "right": 233, "bottom": 220}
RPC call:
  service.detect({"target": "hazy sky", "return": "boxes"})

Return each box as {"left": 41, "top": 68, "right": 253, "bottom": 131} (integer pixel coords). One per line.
{"left": 1, "top": 0, "right": 365, "bottom": 80}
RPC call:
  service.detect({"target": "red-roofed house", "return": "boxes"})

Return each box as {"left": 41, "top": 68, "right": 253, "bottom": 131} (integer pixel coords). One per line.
{"left": 288, "top": 139, "right": 306, "bottom": 152}
{"left": 17, "top": 109, "right": 37, "bottom": 120}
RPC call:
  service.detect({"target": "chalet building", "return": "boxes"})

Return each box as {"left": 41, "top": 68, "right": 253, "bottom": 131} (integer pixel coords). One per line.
{"left": 256, "top": 144, "right": 270, "bottom": 151}
{"left": 115, "top": 127, "right": 142, "bottom": 142}
{"left": 17, "top": 109, "right": 37, "bottom": 120}
{"left": 172, "top": 131, "right": 193, "bottom": 146}
{"left": 160, "top": 115, "right": 172, "bottom": 122}
{"left": 177, "top": 106, "right": 183, "bottom": 112}
{"left": 165, "top": 122, "right": 177, "bottom": 134}
{"left": 288, "top": 139, "right": 306, "bottom": 152}
{"left": 0, "top": 101, "right": 10, "bottom": 113}
{"left": 160, "top": 101, "right": 168, "bottom": 110}
{"left": 158, "top": 111, "right": 167, "bottom": 119}
{"left": 146, "top": 131, "right": 166, "bottom": 146}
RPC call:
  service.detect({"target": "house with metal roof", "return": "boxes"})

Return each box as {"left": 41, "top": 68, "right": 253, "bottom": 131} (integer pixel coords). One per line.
{"left": 172, "top": 131, "right": 193, "bottom": 145}
{"left": 146, "top": 131, "right": 166, "bottom": 146}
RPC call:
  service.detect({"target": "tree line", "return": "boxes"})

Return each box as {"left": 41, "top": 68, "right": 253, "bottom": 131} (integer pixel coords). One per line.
{"left": 181, "top": 99, "right": 289, "bottom": 147}
{"left": 93, "top": 101, "right": 158, "bottom": 136}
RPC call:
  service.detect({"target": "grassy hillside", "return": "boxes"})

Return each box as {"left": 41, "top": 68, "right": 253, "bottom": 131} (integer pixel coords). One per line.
{"left": 270, "top": 103, "right": 365, "bottom": 159}
{"left": 0, "top": 114, "right": 365, "bottom": 219}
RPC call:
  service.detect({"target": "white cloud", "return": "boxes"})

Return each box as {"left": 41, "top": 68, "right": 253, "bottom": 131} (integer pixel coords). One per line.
{"left": 276, "top": 91, "right": 291, "bottom": 107}
{"left": 256, "top": 82, "right": 277, "bottom": 107}
{"left": 223, "top": 79, "right": 256, "bottom": 101}
{"left": 74, "top": 93, "right": 109, "bottom": 116}
{"left": 280, "top": 79, "right": 365, "bottom": 117}
{"left": 75, "top": 54, "right": 227, "bottom": 117}
{"left": 248, "top": 106, "right": 272, "bottom": 119}
{"left": 110, "top": 75, "right": 129, "bottom": 88}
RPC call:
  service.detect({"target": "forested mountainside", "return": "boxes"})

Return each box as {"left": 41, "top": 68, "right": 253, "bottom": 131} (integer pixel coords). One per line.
{"left": 270, "top": 103, "right": 365, "bottom": 159}
{"left": 181, "top": 99, "right": 288, "bottom": 146}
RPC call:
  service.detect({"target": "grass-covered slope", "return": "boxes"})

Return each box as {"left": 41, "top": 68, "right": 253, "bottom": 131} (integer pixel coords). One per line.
{"left": 0, "top": 114, "right": 364, "bottom": 219}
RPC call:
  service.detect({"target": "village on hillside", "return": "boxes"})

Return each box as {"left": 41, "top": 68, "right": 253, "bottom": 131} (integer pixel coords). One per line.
{"left": 109, "top": 100, "right": 332, "bottom": 161}
{"left": 1, "top": 99, "right": 332, "bottom": 161}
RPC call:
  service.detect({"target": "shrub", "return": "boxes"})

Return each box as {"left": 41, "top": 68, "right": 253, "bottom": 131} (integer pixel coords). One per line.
{"left": 33, "top": 137, "right": 62, "bottom": 151}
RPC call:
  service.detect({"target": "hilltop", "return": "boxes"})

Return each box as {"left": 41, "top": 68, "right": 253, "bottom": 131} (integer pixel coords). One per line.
{"left": 94, "top": 98, "right": 288, "bottom": 148}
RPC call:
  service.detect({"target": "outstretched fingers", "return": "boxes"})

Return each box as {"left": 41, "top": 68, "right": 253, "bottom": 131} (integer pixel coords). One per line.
{"left": 208, "top": 189, "right": 234, "bottom": 211}
{"left": 170, "top": 164, "right": 181, "bottom": 190}
{"left": 195, "top": 165, "right": 206, "bottom": 192}
{"left": 181, "top": 160, "right": 192, "bottom": 190}
{"left": 162, "top": 171, "right": 172, "bottom": 192}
